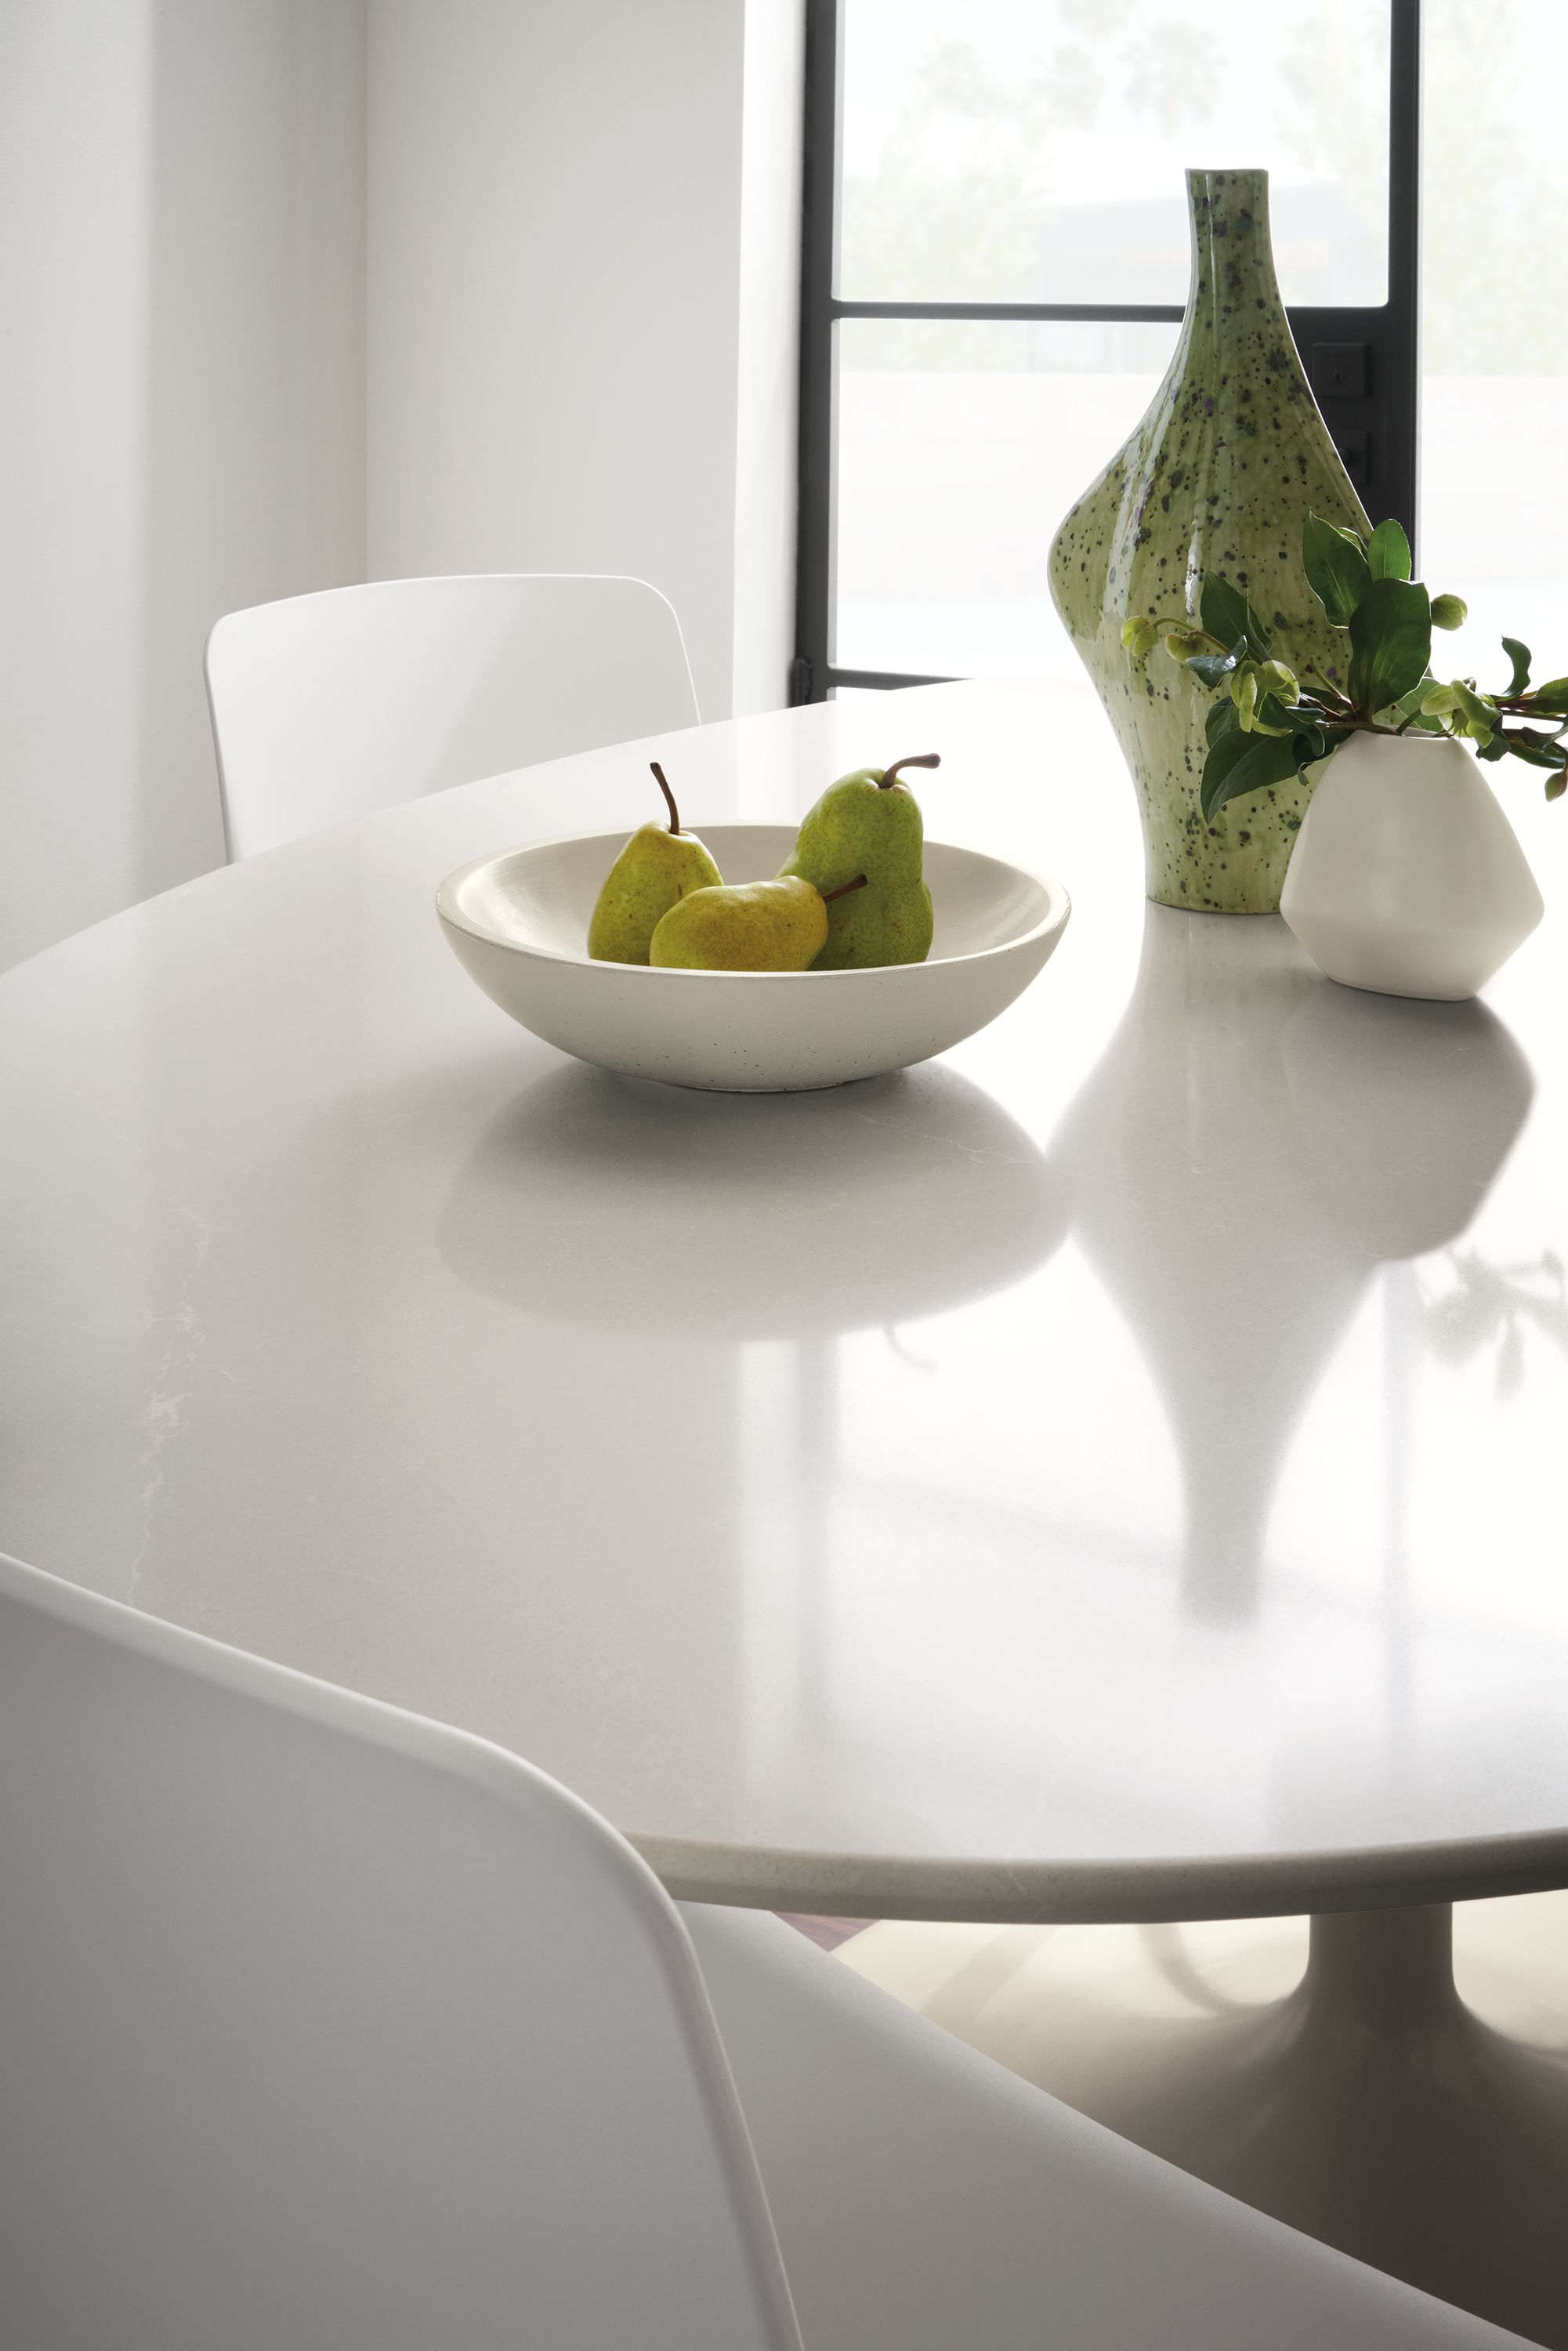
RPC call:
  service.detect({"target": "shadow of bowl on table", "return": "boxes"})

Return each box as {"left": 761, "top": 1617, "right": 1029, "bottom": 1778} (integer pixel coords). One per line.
{"left": 436, "top": 1060, "right": 1066, "bottom": 1342}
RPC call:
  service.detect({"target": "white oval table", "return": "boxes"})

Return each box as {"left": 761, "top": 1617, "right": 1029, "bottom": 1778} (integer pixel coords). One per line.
{"left": 4, "top": 680, "right": 1566, "bottom": 2339}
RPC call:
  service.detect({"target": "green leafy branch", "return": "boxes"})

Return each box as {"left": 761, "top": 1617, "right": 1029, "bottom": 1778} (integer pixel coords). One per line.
{"left": 1121, "top": 516, "right": 1568, "bottom": 822}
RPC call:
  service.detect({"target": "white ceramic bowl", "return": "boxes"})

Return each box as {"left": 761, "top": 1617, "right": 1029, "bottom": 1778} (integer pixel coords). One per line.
{"left": 436, "top": 824, "right": 1070, "bottom": 1092}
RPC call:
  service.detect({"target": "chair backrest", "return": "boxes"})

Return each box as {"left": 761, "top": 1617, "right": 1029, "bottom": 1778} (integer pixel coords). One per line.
{"left": 0, "top": 1551, "right": 799, "bottom": 2351}
{"left": 205, "top": 574, "right": 701, "bottom": 860}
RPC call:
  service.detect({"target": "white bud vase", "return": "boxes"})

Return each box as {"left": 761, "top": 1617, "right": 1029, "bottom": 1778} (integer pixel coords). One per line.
{"left": 1280, "top": 730, "right": 1544, "bottom": 1001}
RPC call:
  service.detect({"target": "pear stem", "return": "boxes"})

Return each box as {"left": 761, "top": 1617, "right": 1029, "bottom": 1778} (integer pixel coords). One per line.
{"left": 650, "top": 761, "right": 682, "bottom": 834}
{"left": 880, "top": 752, "right": 940, "bottom": 791}
{"left": 821, "top": 873, "right": 869, "bottom": 903}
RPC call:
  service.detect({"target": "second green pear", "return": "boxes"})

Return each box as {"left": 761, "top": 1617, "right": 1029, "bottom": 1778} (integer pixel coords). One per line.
{"left": 650, "top": 877, "right": 828, "bottom": 971}
{"left": 779, "top": 752, "right": 939, "bottom": 969}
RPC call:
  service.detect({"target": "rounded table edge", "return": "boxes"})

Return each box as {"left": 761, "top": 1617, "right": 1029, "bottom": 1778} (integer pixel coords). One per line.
{"left": 633, "top": 1825, "right": 1568, "bottom": 1924}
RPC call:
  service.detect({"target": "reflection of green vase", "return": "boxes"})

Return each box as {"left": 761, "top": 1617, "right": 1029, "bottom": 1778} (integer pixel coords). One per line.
{"left": 1053, "top": 907, "right": 1365, "bottom": 1621}
{"left": 1048, "top": 168, "right": 1370, "bottom": 915}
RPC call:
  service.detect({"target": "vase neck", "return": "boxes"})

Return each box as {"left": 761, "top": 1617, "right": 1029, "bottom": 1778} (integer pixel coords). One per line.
{"left": 1184, "top": 169, "right": 1282, "bottom": 316}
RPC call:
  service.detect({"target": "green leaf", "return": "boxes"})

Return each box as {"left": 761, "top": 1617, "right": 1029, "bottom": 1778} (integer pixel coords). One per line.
{"left": 1451, "top": 679, "right": 1500, "bottom": 744}
{"left": 1230, "top": 666, "right": 1261, "bottom": 728}
{"left": 1501, "top": 638, "right": 1532, "bottom": 697}
{"left": 1199, "top": 726, "right": 1305, "bottom": 822}
{"left": 1476, "top": 734, "right": 1510, "bottom": 763}
{"left": 1251, "top": 692, "right": 1298, "bottom": 737}
{"left": 1348, "top": 578, "right": 1432, "bottom": 714}
{"left": 1367, "top": 518, "right": 1413, "bottom": 581}
{"left": 1528, "top": 677, "right": 1568, "bottom": 716}
{"left": 1392, "top": 680, "right": 1445, "bottom": 735}
{"left": 1185, "top": 636, "right": 1248, "bottom": 690}
{"left": 1302, "top": 513, "right": 1371, "bottom": 626}
{"left": 1197, "top": 726, "right": 1262, "bottom": 818}
{"left": 1200, "top": 575, "right": 1272, "bottom": 661}
{"left": 1497, "top": 728, "right": 1566, "bottom": 772}
{"left": 1205, "top": 695, "right": 1240, "bottom": 749}
{"left": 1547, "top": 769, "right": 1566, "bottom": 802}
{"left": 1302, "top": 731, "right": 1346, "bottom": 783}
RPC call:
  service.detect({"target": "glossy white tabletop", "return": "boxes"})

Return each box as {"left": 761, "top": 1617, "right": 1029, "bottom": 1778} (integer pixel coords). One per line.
{"left": 4, "top": 682, "right": 1566, "bottom": 1921}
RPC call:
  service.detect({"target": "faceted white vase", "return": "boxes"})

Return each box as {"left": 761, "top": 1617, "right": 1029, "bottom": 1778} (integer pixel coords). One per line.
{"left": 1280, "top": 730, "right": 1544, "bottom": 1002}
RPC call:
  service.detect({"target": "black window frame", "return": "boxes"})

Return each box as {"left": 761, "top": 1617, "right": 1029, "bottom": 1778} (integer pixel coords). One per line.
{"left": 791, "top": 0, "right": 1421, "bottom": 704}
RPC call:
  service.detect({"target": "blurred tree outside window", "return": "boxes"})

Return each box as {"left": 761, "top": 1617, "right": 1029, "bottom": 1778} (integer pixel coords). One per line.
{"left": 826, "top": 1, "right": 1566, "bottom": 694}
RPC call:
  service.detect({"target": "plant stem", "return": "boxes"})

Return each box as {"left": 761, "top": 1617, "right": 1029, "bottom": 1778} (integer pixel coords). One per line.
{"left": 650, "top": 761, "right": 682, "bottom": 834}
{"left": 1302, "top": 665, "right": 1350, "bottom": 706}
{"left": 1149, "top": 617, "right": 1229, "bottom": 651}
{"left": 1497, "top": 698, "right": 1568, "bottom": 731}
{"left": 821, "top": 873, "right": 869, "bottom": 902}
{"left": 880, "top": 754, "right": 940, "bottom": 790}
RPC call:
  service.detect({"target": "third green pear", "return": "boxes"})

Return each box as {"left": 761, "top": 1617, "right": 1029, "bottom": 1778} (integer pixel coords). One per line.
{"left": 778, "top": 753, "right": 939, "bottom": 969}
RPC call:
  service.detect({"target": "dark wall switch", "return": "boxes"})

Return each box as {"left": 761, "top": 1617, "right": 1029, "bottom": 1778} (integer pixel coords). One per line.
{"left": 1334, "top": 427, "right": 1370, "bottom": 487}
{"left": 1313, "top": 342, "right": 1369, "bottom": 400}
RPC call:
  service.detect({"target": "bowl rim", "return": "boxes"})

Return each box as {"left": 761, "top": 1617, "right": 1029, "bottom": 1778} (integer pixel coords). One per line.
{"left": 435, "top": 823, "right": 1071, "bottom": 981}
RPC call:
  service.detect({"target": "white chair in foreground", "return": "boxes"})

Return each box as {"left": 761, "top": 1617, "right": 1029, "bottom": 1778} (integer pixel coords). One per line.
{"left": 0, "top": 1549, "right": 1524, "bottom": 2351}
{"left": 205, "top": 573, "right": 700, "bottom": 860}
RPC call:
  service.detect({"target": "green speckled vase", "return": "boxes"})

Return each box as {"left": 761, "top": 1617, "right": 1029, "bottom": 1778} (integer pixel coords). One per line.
{"left": 1048, "top": 168, "right": 1371, "bottom": 913}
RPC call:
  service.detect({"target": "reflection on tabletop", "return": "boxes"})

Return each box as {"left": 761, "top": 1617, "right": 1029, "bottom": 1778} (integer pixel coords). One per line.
{"left": 439, "top": 1060, "right": 1067, "bottom": 1342}
{"left": 1051, "top": 905, "right": 1534, "bottom": 1619}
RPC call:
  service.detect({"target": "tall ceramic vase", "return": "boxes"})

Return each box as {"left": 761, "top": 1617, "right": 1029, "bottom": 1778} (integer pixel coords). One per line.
{"left": 1048, "top": 168, "right": 1371, "bottom": 915}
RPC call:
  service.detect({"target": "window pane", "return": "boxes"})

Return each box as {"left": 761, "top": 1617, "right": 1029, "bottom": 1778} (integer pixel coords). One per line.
{"left": 841, "top": 0, "right": 1390, "bottom": 309}
{"left": 833, "top": 318, "right": 1179, "bottom": 680}
{"left": 1419, "top": 0, "right": 1568, "bottom": 693}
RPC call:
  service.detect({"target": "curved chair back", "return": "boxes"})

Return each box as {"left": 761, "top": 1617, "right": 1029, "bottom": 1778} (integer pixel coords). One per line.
{"left": 205, "top": 573, "right": 701, "bottom": 860}
{"left": 0, "top": 1552, "right": 798, "bottom": 2351}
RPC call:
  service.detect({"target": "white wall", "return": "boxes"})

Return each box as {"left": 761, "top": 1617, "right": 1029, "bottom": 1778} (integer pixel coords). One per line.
{"left": 0, "top": 2, "right": 152, "bottom": 967}
{"left": 367, "top": 0, "right": 801, "bottom": 727}
{"left": 1, "top": 0, "right": 799, "bottom": 969}
{"left": 0, "top": 0, "right": 365, "bottom": 970}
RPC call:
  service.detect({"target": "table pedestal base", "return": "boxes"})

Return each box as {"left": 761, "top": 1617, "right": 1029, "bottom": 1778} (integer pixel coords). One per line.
{"left": 839, "top": 1900, "right": 1568, "bottom": 2346}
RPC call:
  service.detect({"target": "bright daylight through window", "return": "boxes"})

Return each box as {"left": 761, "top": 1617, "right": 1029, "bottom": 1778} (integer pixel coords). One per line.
{"left": 810, "top": 0, "right": 1565, "bottom": 699}
{"left": 830, "top": 0, "right": 1390, "bottom": 686}
{"left": 1418, "top": 2, "right": 1568, "bottom": 700}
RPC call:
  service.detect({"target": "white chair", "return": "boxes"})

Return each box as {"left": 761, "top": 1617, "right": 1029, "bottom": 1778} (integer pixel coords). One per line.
{"left": 0, "top": 1549, "right": 1524, "bottom": 2351}
{"left": 205, "top": 573, "right": 700, "bottom": 860}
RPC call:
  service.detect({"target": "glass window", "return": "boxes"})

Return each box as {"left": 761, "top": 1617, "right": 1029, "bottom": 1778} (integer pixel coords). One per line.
{"left": 805, "top": 0, "right": 1411, "bottom": 693}
{"left": 840, "top": 0, "right": 1392, "bottom": 310}
{"left": 835, "top": 319, "right": 1179, "bottom": 681}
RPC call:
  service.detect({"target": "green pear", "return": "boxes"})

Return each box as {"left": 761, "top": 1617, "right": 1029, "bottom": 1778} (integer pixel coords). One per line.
{"left": 649, "top": 873, "right": 868, "bottom": 972}
{"left": 587, "top": 763, "right": 722, "bottom": 963}
{"left": 778, "top": 753, "right": 939, "bottom": 969}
